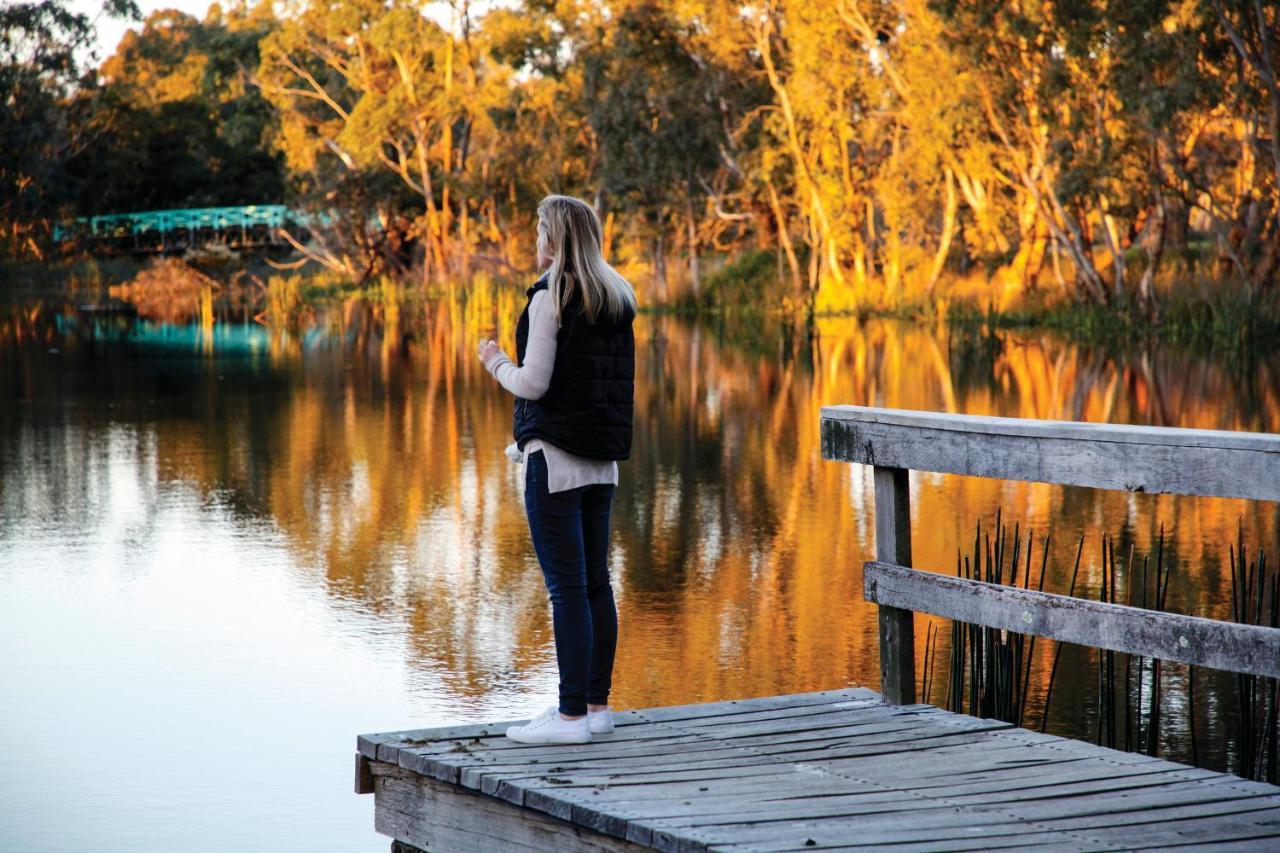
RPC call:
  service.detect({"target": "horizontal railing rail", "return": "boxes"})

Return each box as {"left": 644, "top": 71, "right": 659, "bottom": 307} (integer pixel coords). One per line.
{"left": 864, "top": 561, "right": 1280, "bottom": 679}
{"left": 821, "top": 404, "right": 1280, "bottom": 501}
{"left": 819, "top": 405, "right": 1280, "bottom": 705}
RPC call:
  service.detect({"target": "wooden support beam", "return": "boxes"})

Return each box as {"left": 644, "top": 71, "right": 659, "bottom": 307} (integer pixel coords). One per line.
{"left": 356, "top": 752, "right": 375, "bottom": 795}
{"left": 367, "top": 759, "right": 643, "bottom": 851}
{"left": 873, "top": 466, "right": 915, "bottom": 704}
{"left": 822, "top": 405, "right": 1280, "bottom": 501}
{"left": 864, "top": 561, "right": 1280, "bottom": 678}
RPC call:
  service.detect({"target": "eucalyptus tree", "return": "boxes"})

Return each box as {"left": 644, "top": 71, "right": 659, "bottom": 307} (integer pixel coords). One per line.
{"left": 0, "top": 0, "right": 138, "bottom": 258}
{"left": 258, "top": 0, "right": 511, "bottom": 283}
{"left": 582, "top": 3, "right": 728, "bottom": 297}
{"left": 1204, "top": 0, "right": 1279, "bottom": 291}
{"left": 70, "top": 4, "right": 285, "bottom": 215}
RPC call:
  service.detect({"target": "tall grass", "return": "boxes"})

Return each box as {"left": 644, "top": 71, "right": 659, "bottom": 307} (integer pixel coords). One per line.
{"left": 938, "top": 512, "right": 1276, "bottom": 783}
{"left": 945, "top": 272, "right": 1280, "bottom": 357}
{"left": 942, "top": 510, "right": 1050, "bottom": 724}
{"left": 1230, "top": 521, "right": 1279, "bottom": 783}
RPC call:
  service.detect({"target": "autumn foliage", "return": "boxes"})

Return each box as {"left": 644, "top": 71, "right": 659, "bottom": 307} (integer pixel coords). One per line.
{"left": 3, "top": 0, "right": 1278, "bottom": 312}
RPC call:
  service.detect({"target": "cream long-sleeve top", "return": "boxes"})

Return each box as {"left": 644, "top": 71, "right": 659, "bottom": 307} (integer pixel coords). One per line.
{"left": 482, "top": 289, "right": 619, "bottom": 494}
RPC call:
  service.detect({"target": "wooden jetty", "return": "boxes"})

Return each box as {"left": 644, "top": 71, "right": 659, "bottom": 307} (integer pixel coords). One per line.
{"left": 357, "top": 686, "right": 1280, "bottom": 851}
{"left": 356, "top": 407, "right": 1280, "bottom": 851}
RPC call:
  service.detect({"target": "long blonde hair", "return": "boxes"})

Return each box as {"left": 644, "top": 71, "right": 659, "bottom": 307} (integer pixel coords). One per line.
{"left": 536, "top": 195, "right": 637, "bottom": 324}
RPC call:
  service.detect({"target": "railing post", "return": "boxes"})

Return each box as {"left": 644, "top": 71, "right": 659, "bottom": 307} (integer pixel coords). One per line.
{"left": 873, "top": 465, "right": 916, "bottom": 704}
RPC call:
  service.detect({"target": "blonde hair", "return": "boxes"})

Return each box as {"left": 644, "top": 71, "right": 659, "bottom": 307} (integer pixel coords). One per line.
{"left": 536, "top": 194, "right": 637, "bottom": 324}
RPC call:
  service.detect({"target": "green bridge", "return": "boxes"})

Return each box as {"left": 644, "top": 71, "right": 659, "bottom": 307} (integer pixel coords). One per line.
{"left": 54, "top": 205, "right": 318, "bottom": 253}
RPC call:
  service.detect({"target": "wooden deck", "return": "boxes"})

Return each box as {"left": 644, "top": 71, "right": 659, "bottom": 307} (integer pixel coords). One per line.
{"left": 356, "top": 687, "right": 1280, "bottom": 851}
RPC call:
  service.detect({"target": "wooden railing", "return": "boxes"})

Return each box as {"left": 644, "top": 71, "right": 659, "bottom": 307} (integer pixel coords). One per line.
{"left": 820, "top": 405, "right": 1280, "bottom": 705}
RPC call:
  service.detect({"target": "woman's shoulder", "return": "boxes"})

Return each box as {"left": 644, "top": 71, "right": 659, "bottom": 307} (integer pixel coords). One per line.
{"left": 527, "top": 288, "right": 558, "bottom": 328}
{"left": 524, "top": 272, "right": 550, "bottom": 298}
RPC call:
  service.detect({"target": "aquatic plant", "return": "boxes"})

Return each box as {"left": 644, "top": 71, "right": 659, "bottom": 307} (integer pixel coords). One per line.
{"left": 942, "top": 514, "right": 1276, "bottom": 783}
{"left": 1230, "top": 522, "right": 1279, "bottom": 783}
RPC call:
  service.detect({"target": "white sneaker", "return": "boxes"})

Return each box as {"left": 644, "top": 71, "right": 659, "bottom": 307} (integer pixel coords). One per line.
{"left": 587, "top": 706, "right": 615, "bottom": 734}
{"left": 505, "top": 705, "right": 591, "bottom": 744}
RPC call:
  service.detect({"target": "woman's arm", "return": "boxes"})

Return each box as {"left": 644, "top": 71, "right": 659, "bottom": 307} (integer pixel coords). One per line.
{"left": 481, "top": 290, "right": 556, "bottom": 400}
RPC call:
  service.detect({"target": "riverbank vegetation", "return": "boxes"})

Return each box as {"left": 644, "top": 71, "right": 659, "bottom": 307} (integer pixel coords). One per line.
{"left": 2, "top": 0, "right": 1278, "bottom": 322}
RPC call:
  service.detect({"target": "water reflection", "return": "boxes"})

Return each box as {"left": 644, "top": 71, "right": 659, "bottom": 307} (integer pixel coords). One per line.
{"left": 1, "top": 295, "right": 1278, "bottom": 848}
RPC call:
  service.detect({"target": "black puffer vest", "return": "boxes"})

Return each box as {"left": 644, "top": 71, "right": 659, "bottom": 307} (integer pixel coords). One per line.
{"left": 513, "top": 274, "right": 635, "bottom": 461}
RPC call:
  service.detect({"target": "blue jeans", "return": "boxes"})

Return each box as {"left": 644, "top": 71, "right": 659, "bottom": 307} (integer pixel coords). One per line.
{"left": 523, "top": 449, "right": 618, "bottom": 716}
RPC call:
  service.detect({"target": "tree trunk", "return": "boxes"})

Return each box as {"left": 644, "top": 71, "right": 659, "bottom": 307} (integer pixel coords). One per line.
{"left": 1098, "top": 196, "right": 1126, "bottom": 303}
{"left": 1137, "top": 194, "right": 1166, "bottom": 312}
{"left": 459, "top": 196, "right": 470, "bottom": 280}
{"left": 954, "top": 167, "right": 1010, "bottom": 255}
{"left": 766, "top": 179, "right": 802, "bottom": 294}
{"left": 684, "top": 194, "right": 701, "bottom": 298}
{"left": 925, "top": 167, "right": 959, "bottom": 296}
{"left": 651, "top": 232, "right": 668, "bottom": 302}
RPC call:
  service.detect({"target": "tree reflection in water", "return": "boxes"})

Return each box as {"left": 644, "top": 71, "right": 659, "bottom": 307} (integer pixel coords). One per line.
{"left": 2, "top": 295, "right": 1278, "bottom": 773}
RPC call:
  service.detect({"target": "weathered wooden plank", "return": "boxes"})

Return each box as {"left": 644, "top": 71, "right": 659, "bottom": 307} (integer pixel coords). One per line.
{"left": 358, "top": 687, "right": 1280, "bottom": 853}
{"left": 821, "top": 735, "right": 1149, "bottom": 780}
{"left": 665, "top": 698, "right": 887, "bottom": 731}
{"left": 733, "top": 723, "right": 1010, "bottom": 759}
{"left": 358, "top": 718, "right": 528, "bottom": 760}
{"left": 820, "top": 405, "right": 1280, "bottom": 500}
{"left": 823, "top": 405, "right": 1280, "bottom": 450}
{"left": 611, "top": 702, "right": 906, "bottom": 742}
{"left": 1174, "top": 837, "right": 1280, "bottom": 852}
{"left": 667, "top": 708, "right": 986, "bottom": 742}
{"left": 708, "top": 833, "right": 1111, "bottom": 852}
{"left": 623, "top": 688, "right": 878, "bottom": 724}
{"left": 1064, "top": 806, "right": 1280, "bottom": 848}
{"left": 907, "top": 761, "right": 1207, "bottom": 798}
{"left": 358, "top": 689, "right": 881, "bottom": 764}
{"left": 688, "top": 809, "right": 1052, "bottom": 847}
{"left": 572, "top": 780, "right": 892, "bottom": 816}
{"left": 970, "top": 788, "right": 1280, "bottom": 824}
{"left": 452, "top": 739, "right": 736, "bottom": 787}
{"left": 355, "top": 752, "right": 375, "bottom": 795}
{"left": 405, "top": 701, "right": 920, "bottom": 791}
{"left": 484, "top": 761, "right": 808, "bottom": 802}
{"left": 873, "top": 465, "right": 916, "bottom": 704}
{"left": 930, "top": 767, "right": 1222, "bottom": 806}
{"left": 638, "top": 793, "right": 987, "bottom": 833}
{"left": 684, "top": 795, "right": 1280, "bottom": 851}
{"left": 437, "top": 701, "right": 1008, "bottom": 788}
{"left": 478, "top": 757, "right": 815, "bottom": 804}
{"left": 580, "top": 762, "right": 1208, "bottom": 829}
{"left": 672, "top": 766, "right": 1259, "bottom": 841}
{"left": 788, "top": 728, "right": 1023, "bottom": 765}
{"left": 438, "top": 731, "right": 711, "bottom": 764}
{"left": 864, "top": 561, "right": 1280, "bottom": 678}
{"left": 373, "top": 767, "right": 643, "bottom": 851}
{"left": 468, "top": 723, "right": 1028, "bottom": 806}
{"left": 881, "top": 840, "right": 1100, "bottom": 853}
{"left": 665, "top": 771, "right": 1277, "bottom": 851}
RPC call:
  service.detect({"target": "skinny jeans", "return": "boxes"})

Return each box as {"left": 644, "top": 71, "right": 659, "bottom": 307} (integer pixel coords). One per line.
{"left": 523, "top": 449, "right": 618, "bottom": 716}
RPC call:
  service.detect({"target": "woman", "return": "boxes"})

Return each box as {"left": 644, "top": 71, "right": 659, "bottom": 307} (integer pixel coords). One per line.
{"left": 477, "top": 194, "right": 637, "bottom": 744}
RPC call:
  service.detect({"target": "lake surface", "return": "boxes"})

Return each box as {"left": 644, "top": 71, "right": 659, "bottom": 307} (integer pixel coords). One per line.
{"left": 2, "top": 290, "right": 1278, "bottom": 851}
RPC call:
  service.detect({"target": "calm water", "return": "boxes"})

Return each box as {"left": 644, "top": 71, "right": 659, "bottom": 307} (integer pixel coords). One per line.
{"left": 2, "top": 292, "right": 1278, "bottom": 851}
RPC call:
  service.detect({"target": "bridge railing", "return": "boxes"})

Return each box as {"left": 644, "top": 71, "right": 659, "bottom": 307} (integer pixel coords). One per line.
{"left": 820, "top": 405, "right": 1280, "bottom": 704}
{"left": 51, "top": 205, "right": 323, "bottom": 247}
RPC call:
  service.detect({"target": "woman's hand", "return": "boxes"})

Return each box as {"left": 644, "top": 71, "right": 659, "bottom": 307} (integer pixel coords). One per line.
{"left": 477, "top": 338, "right": 504, "bottom": 370}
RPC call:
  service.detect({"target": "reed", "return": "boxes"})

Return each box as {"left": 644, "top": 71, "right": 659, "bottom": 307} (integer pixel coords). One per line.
{"left": 941, "top": 512, "right": 1274, "bottom": 781}
{"left": 1230, "top": 520, "right": 1279, "bottom": 783}
{"left": 945, "top": 512, "right": 1043, "bottom": 725}
{"left": 920, "top": 622, "right": 940, "bottom": 705}
{"left": 1040, "top": 533, "right": 1085, "bottom": 733}
{"left": 1144, "top": 526, "right": 1172, "bottom": 757}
